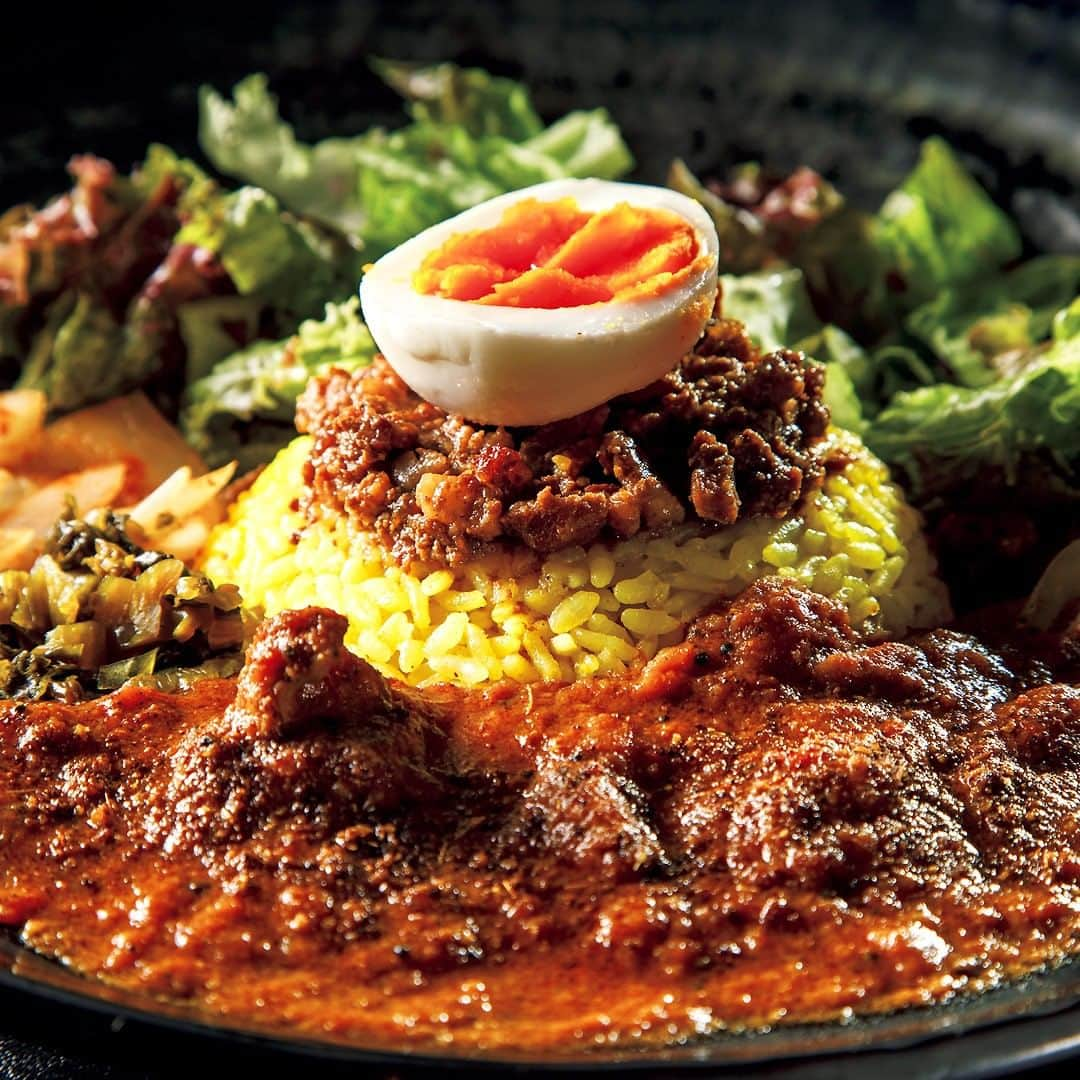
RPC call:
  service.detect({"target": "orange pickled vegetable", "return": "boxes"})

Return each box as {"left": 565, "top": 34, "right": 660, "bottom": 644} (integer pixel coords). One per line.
{"left": 413, "top": 197, "right": 703, "bottom": 309}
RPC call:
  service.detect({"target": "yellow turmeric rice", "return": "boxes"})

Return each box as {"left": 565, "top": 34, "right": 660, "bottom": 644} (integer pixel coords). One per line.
{"left": 199, "top": 428, "right": 949, "bottom": 687}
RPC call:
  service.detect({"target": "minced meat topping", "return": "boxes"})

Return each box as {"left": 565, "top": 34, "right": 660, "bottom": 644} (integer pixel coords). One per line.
{"left": 297, "top": 316, "right": 830, "bottom": 570}
{"left": 3, "top": 582, "right": 1079, "bottom": 1049}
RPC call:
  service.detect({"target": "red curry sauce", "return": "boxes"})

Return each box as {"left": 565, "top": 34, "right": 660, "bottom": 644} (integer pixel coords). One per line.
{"left": 1, "top": 579, "right": 1079, "bottom": 1052}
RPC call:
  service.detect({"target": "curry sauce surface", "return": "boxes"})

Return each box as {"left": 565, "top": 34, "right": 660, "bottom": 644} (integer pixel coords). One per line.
{"left": 1, "top": 580, "right": 1079, "bottom": 1052}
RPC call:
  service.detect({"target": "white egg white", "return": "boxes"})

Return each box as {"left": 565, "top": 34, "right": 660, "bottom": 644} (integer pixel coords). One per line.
{"left": 359, "top": 177, "right": 720, "bottom": 426}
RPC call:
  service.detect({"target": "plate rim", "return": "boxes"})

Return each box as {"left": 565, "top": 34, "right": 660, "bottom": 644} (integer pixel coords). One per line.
{"left": 3, "top": 934, "right": 1080, "bottom": 1074}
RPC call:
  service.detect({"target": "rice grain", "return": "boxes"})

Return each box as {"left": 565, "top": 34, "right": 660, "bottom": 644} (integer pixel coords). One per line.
{"left": 199, "top": 430, "right": 951, "bottom": 688}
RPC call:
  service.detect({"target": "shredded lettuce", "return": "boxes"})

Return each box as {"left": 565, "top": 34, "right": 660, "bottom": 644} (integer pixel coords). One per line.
{"left": 175, "top": 296, "right": 262, "bottom": 385}
{"left": 181, "top": 298, "right": 375, "bottom": 471}
{"left": 198, "top": 64, "right": 634, "bottom": 259}
{"left": 133, "top": 143, "right": 218, "bottom": 211}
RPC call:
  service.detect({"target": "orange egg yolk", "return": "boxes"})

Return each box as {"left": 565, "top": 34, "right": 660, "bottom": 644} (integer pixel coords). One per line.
{"left": 412, "top": 197, "right": 703, "bottom": 309}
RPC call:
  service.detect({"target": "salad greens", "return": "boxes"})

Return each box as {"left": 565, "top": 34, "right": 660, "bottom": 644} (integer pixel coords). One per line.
{"left": 181, "top": 298, "right": 376, "bottom": 472}
{"left": 689, "top": 138, "right": 1079, "bottom": 505}
{"left": 902, "top": 255, "right": 1080, "bottom": 388}
{"left": 2, "top": 58, "right": 1076, "bottom": 525}
{"left": 873, "top": 136, "right": 1022, "bottom": 306}
{"left": 718, "top": 269, "right": 821, "bottom": 352}
{"left": 0, "top": 60, "right": 633, "bottom": 462}
{"left": 370, "top": 59, "right": 544, "bottom": 140}
{"left": 867, "top": 316, "right": 1080, "bottom": 500}
{"left": 1, "top": 145, "right": 356, "bottom": 419}
{"left": 175, "top": 186, "right": 361, "bottom": 329}
{"left": 198, "top": 62, "right": 633, "bottom": 260}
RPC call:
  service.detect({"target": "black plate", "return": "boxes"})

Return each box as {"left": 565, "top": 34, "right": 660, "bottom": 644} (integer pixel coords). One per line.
{"left": 2, "top": 935, "right": 1080, "bottom": 1076}
{"left": 2, "top": 0, "right": 1079, "bottom": 1075}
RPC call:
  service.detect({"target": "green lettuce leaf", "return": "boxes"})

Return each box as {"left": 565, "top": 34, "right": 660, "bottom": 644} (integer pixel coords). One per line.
{"left": 176, "top": 185, "right": 361, "bottom": 322}
{"left": 521, "top": 109, "right": 634, "bottom": 181}
{"left": 1055, "top": 296, "right": 1080, "bottom": 342}
{"left": 866, "top": 320, "right": 1080, "bottom": 498}
{"left": 904, "top": 255, "right": 1080, "bottom": 387}
{"left": 180, "top": 298, "right": 375, "bottom": 471}
{"left": 793, "top": 204, "right": 892, "bottom": 341}
{"left": 17, "top": 292, "right": 124, "bottom": 412}
{"left": 8, "top": 144, "right": 363, "bottom": 417}
{"left": 866, "top": 343, "right": 938, "bottom": 403}
{"left": 174, "top": 296, "right": 263, "bottom": 384}
{"left": 667, "top": 159, "right": 771, "bottom": 273}
{"left": 797, "top": 325, "right": 873, "bottom": 434}
{"left": 197, "top": 74, "right": 373, "bottom": 240}
{"left": 675, "top": 136, "right": 1027, "bottom": 359}
{"left": 370, "top": 58, "right": 543, "bottom": 139}
{"left": 8, "top": 151, "right": 211, "bottom": 412}
{"left": 873, "top": 136, "right": 1022, "bottom": 307}
{"left": 719, "top": 265, "right": 942, "bottom": 434}
{"left": 719, "top": 268, "right": 821, "bottom": 352}
{"left": 718, "top": 269, "right": 879, "bottom": 433}
{"left": 133, "top": 143, "right": 218, "bottom": 210}
{"left": 198, "top": 65, "right": 633, "bottom": 258}
{"left": 816, "top": 360, "right": 866, "bottom": 436}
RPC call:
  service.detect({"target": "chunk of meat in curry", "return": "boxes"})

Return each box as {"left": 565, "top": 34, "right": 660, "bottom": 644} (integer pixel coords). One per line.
{"left": 1, "top": 580, "right": 1079, "bottom": 1051}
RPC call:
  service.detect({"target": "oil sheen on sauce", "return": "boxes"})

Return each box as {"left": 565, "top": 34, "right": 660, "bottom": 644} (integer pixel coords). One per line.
{"left": 1, "top": 580, "right": 1079, "bottom": 1053}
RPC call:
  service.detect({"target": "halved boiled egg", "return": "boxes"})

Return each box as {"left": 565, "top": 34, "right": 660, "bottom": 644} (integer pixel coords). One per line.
{"left": 359, "top": 178, "right": 720, "bottom": 426}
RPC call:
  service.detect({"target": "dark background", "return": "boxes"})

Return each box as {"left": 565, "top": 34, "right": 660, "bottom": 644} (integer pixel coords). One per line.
{"left": 3, "top": 0, "right": 1079, "bottom": 239}
{"left": 2, "top": 0, "right": 1079, "bottom": 1076}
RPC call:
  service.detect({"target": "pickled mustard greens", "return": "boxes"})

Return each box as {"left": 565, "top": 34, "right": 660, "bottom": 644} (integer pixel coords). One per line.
{"left": 0, "top": 511, "right": 247, "bottom": 702}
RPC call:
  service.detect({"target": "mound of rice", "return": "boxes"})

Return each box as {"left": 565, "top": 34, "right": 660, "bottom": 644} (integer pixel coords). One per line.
{"left": 199, "top": 429, "right": 950, "bottom": 687}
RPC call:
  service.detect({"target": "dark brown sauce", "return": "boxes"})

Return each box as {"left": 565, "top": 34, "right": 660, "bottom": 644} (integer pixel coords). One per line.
{"left": 1, "top": 580, "right": 1078, "bottom": 1052}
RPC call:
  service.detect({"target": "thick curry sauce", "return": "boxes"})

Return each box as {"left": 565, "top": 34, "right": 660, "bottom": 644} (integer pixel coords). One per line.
{"left": 1, "top": 579, "right": 1079, "bottom": 1052}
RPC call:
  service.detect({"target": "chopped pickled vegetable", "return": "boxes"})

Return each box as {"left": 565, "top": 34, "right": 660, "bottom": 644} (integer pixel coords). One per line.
{"left": 0, "top": 508, "right": 250, "bottom": 702}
